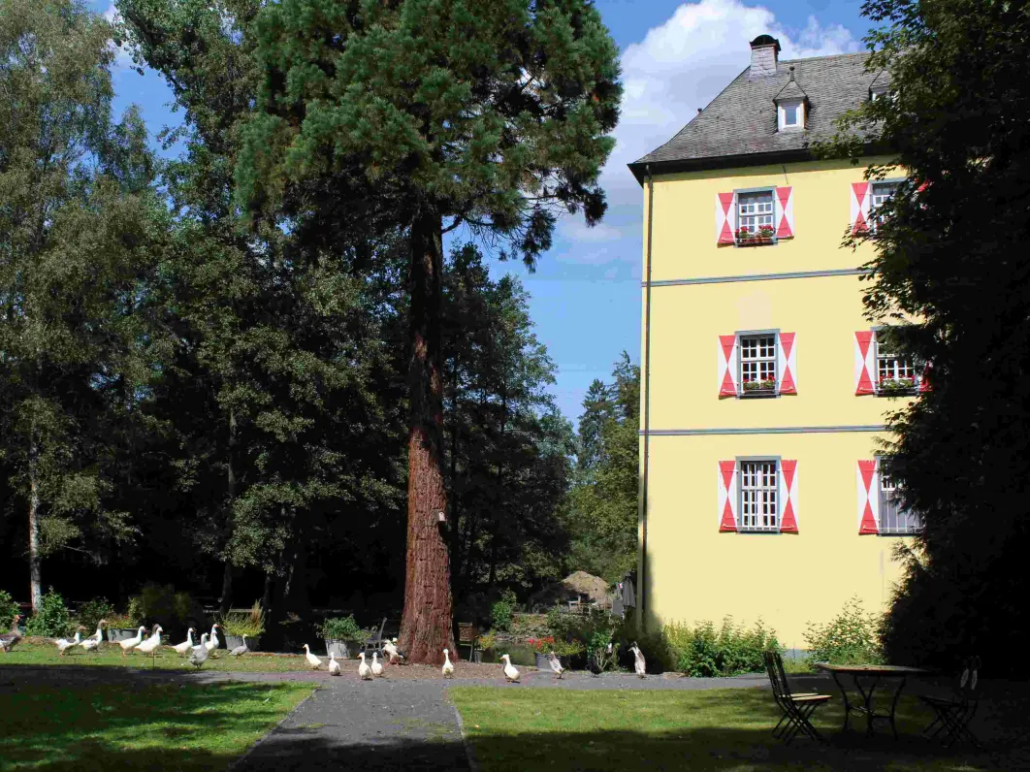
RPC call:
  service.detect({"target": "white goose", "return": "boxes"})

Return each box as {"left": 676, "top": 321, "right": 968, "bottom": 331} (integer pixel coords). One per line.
{"left": 55, "top": 631, "right": 81, "bottom": 656}
{"left": 172, "top": 628, "right": 195, "bottom": 657}
{"left": 501, "top": 653, "right": 520, "bottom": 683}
{"left": 371, "top": 651, "right": 384, "bottom": 677}
{"left": 79, "top": 621, "right": 106, "bottom": 653}
{"left": 328, "top": 652, "right": 341, "bottom": 676}
{"left": 189, "top": 634, "right": 209, "bottom": 669}
{"left": 119, "top": 626, "right": 147, "bottom": 657}
{"left": 230, "top": 635, "right": 249, "bottom": 657}
{"left": 303, "top": 644, "right": 323, "bottom": 670}
{"left": 137, "top": 625, "right": 163, "bottom": 660}
{"left": 357, "top": 652, "right": 372, "bottom": 680}
{"left": 548, "top": 651, "right": 565, "bottom": 680}
{"left": 442, "top": 648, "right": 455, "bottom": 678}
{"left": 204, "top": 624, "right": 221, "bottom": 654}
{"left": 383, "top": 639, "right": 404, "bottom": 665}
{"left": 629, "top": 643, "right": 646, "bottom": 679}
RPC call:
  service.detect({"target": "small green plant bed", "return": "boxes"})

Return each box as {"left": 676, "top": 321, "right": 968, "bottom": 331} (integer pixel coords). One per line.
{"left": 0, "top": 680, "right": 312, "bottom": 771}
{"left": 3, "top": 642, "right": 323, "bottom": 673}
{"left": 451, "top": 687, "right": 1013, "bottom": 772}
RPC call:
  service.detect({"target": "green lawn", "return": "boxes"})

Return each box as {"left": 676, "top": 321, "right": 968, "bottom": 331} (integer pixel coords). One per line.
{"left": 0, "top": 680, "right": 312, "bottom": 771}
{"left": 2, "top": 642, "right": 320, "bottom": 672}
{"left": 451, "top": 686, "right": 1030, "bottom": 772}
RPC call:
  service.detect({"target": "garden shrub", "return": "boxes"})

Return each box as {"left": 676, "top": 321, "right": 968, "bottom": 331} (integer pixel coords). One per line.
{"left": 490, "top": 589, "right": 518, "bottom": 632}
{"left": 665, "top": 618, "right": 781, "bottom": 677}
{"left": 220, "top": 601, "right": 265, "bottom": 637}
{"left": 0, "top": 590, "right": 18, "bottom": 630}
{"left": 76, "top": 597, "right": 116, "bottom": 633}
{"left": 804, "top": 596, "right": 883, "bottom": 665}
{"left": 322, "top": 614, "right": 365, "bottom": 642}
{"left": 24, "top": 588, "right": 73, "bottom": 637}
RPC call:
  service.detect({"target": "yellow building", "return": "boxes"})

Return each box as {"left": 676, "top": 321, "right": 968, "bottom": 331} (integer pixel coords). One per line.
{"left": 629, "top": 36, "right": 922, "bottom": 650}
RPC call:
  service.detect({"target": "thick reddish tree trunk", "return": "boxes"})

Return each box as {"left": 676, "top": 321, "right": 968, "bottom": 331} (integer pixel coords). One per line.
{"left": 398, "top": 207, "right": 455, "bottom": 665}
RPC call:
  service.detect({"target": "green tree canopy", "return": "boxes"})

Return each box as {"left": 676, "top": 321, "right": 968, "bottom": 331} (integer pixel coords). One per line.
{"left": 827, "top": 0, "right": 1030, "bottom": 674}
{"left": 0, "top": 0, "right": 163, "bottom": 609}
{"left": 237, "top": 0, "right": 621, "bottom": 662}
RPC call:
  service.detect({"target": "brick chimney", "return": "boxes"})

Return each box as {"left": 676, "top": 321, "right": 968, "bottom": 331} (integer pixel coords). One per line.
{"left": 749, "top": 35, "right": 781, "bottom": 79}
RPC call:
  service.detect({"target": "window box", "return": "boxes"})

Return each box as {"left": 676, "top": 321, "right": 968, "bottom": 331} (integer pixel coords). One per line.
{"left": 735, "top": 226, "right": 776, "bottom": 246}
{"left": 742, "top": 378, "right": 777, "bottom": 393}
{"left": 877, "top": 377, "right": 917, "bottom": 395}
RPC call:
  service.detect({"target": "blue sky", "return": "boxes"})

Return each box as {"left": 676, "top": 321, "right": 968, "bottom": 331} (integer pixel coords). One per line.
{"left": 92, "top": 0, "right": 874, "bottom": 426}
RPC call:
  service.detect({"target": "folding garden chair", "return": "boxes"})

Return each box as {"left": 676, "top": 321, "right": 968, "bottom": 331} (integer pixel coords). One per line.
{"left": 364, "top": 617, "right": 388, "bottom": 655}
{"left": 920, "top": 656, "right": 984, "bottom": 750}
{"left": 763, "top": 651, "right": 831, "bottom": 744}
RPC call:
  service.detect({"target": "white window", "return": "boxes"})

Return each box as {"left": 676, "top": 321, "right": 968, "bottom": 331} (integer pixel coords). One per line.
{"left": 778, "top": 99, "right": 804, "bottom": 130}
{"left": 740, "top": 334, "right": 777, "bottom": 393}
{"left": 878, "top": 469, "right": 922, "bottom": 535}
{"left": 740, "top": 460, "right": 779, "bottom": 532}
{"left": 871, "top": 181, "right": 900, "bottom": 228}
{"left": 737, "top": 191, "right": 774, "bottom": 241}
{"left": 876, "top": 339, "right": 918, "bottom": 392}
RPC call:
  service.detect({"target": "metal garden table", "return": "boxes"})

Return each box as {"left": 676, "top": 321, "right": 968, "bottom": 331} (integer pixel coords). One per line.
{"left": 815, "top": 663, "right": 929, "bottom": 739}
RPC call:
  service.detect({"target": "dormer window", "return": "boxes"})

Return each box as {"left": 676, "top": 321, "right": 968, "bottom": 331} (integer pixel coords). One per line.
{"left": 778, "top": 99, "right": 804, "bottom": 130}
{"left": 773, "top": 66, "right": 807, "bottom": 132}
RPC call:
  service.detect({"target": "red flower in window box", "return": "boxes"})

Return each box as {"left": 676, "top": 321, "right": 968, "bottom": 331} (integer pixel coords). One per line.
{"left": 735, "top": 225, "right": 775, "bottom": 246}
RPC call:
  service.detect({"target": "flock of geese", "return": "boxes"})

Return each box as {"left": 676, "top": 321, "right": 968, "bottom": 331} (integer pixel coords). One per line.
{"left": 5, "top": 613, "right": 649, "bottom": 680}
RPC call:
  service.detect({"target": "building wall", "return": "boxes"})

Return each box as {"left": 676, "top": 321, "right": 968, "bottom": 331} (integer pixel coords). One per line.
{"left": 638, "top": 157, "right": 914, "bottom": 648}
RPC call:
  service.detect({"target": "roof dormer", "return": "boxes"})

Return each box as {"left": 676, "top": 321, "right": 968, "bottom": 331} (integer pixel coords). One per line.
{"left": 774, "top": 66, "right": 808, "bottom": 131}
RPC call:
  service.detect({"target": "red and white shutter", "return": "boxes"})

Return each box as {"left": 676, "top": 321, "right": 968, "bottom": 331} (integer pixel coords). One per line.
{"left": 919, "top": 361, "right": 932, "bottom": 393}
{"left": 776, "top": 332, "right": 797, "bottom": 395}
{"left": 718, "top": 335, "right": 738, "bottom": 397}
{"left": 779, "top": 459, "right": 798, "bottom": 533}
{"left": 718, "top": 460, "right": 738, "bottom": 532}
{"left": 850, "top": 182, "right": 872, "bottom": 235}
{"left": 857, "top": 460, "right": 880, "bottom": 534}
{"left": 854, "top": 330, "right": 876, "bottom": 395}
{"left": 775, "top": 186, "right": 795, "bottom": 239}
{"left": 716, "top": 192, "right": 736, "bottom": 245}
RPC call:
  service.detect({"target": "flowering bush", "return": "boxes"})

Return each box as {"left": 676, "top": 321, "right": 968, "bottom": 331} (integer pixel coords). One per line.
{"left": 527, "top": 636, "right": 585, "bottom": 657}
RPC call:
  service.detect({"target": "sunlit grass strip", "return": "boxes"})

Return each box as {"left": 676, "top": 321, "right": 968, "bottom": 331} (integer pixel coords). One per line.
{"left": 0, "top": 680, "right": 312, "bottom": 771}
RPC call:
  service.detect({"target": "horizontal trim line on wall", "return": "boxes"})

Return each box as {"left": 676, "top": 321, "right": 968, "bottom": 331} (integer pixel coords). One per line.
{"left": 641, "top": 425, "right": 887, "bottom": 437}
{"left": 643, "top": 268, "right": 868, "bottom": 288}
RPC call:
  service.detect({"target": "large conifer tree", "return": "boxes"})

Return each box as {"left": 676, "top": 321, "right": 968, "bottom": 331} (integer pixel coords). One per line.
{"left": 236, "top": 0, "right": 621, "bottom": 661}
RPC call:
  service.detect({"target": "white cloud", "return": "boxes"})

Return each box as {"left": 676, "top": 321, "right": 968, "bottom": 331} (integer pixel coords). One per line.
{"left": 103, "top": 3, "right": 134, "bottom": 70}
{"left": 551, "top": 0, "right": 861, "bottom": 263}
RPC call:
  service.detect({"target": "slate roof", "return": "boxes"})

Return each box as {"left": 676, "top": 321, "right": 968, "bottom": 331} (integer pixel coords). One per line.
{"left": 630, "top": 52, "right": 884, "bottom": 181}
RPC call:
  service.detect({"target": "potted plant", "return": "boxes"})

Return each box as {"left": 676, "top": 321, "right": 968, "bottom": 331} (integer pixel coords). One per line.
{"left": 322, "top": 615, "right": 364, "bottom": 658}
{"left": 220, "top": 601, "right": 265, "bottom": 651}
{"left": 105, "top": 598, "right": 144, "bottom": 642}
{"left": 474, "top": 630, "right": 498, "bottom": 663}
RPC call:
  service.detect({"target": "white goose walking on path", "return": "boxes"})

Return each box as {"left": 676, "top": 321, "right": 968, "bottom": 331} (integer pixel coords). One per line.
{"left": 629, "top": 643, "right": 646, "bottom": 679}
{"left": 357, "top": 652, "right": 373, "bottom": 680}
{"left": 55, "top": 631, "right": 81, "bottom": 656}
{"left": 547, "top": 651, "right": 564, "bottom": 680}
{"left": 189, "top": 634, "right": 209, "bottom": 669}
{"left": 371, "top": 652, "right": 384, "bottom": 678}
{"left": 441, "top": 648, "right": 455, "bottom": 678}
{"left": 172, "top": 628, "right": 195, "bottom": 657}
{"left": 230, "top": 635, "right": 249, "bottom": 657}
{"left": 501, "top": 653, "right": 520, "bottom": 683}
{"left": 303, "top": 644, "right": 323, "bottom": 670}
{"left": 119, "top": 626, "right": 147, "bottom": 657}
{"left": 328, "top": 653, "right": 341, "bottom": 676}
